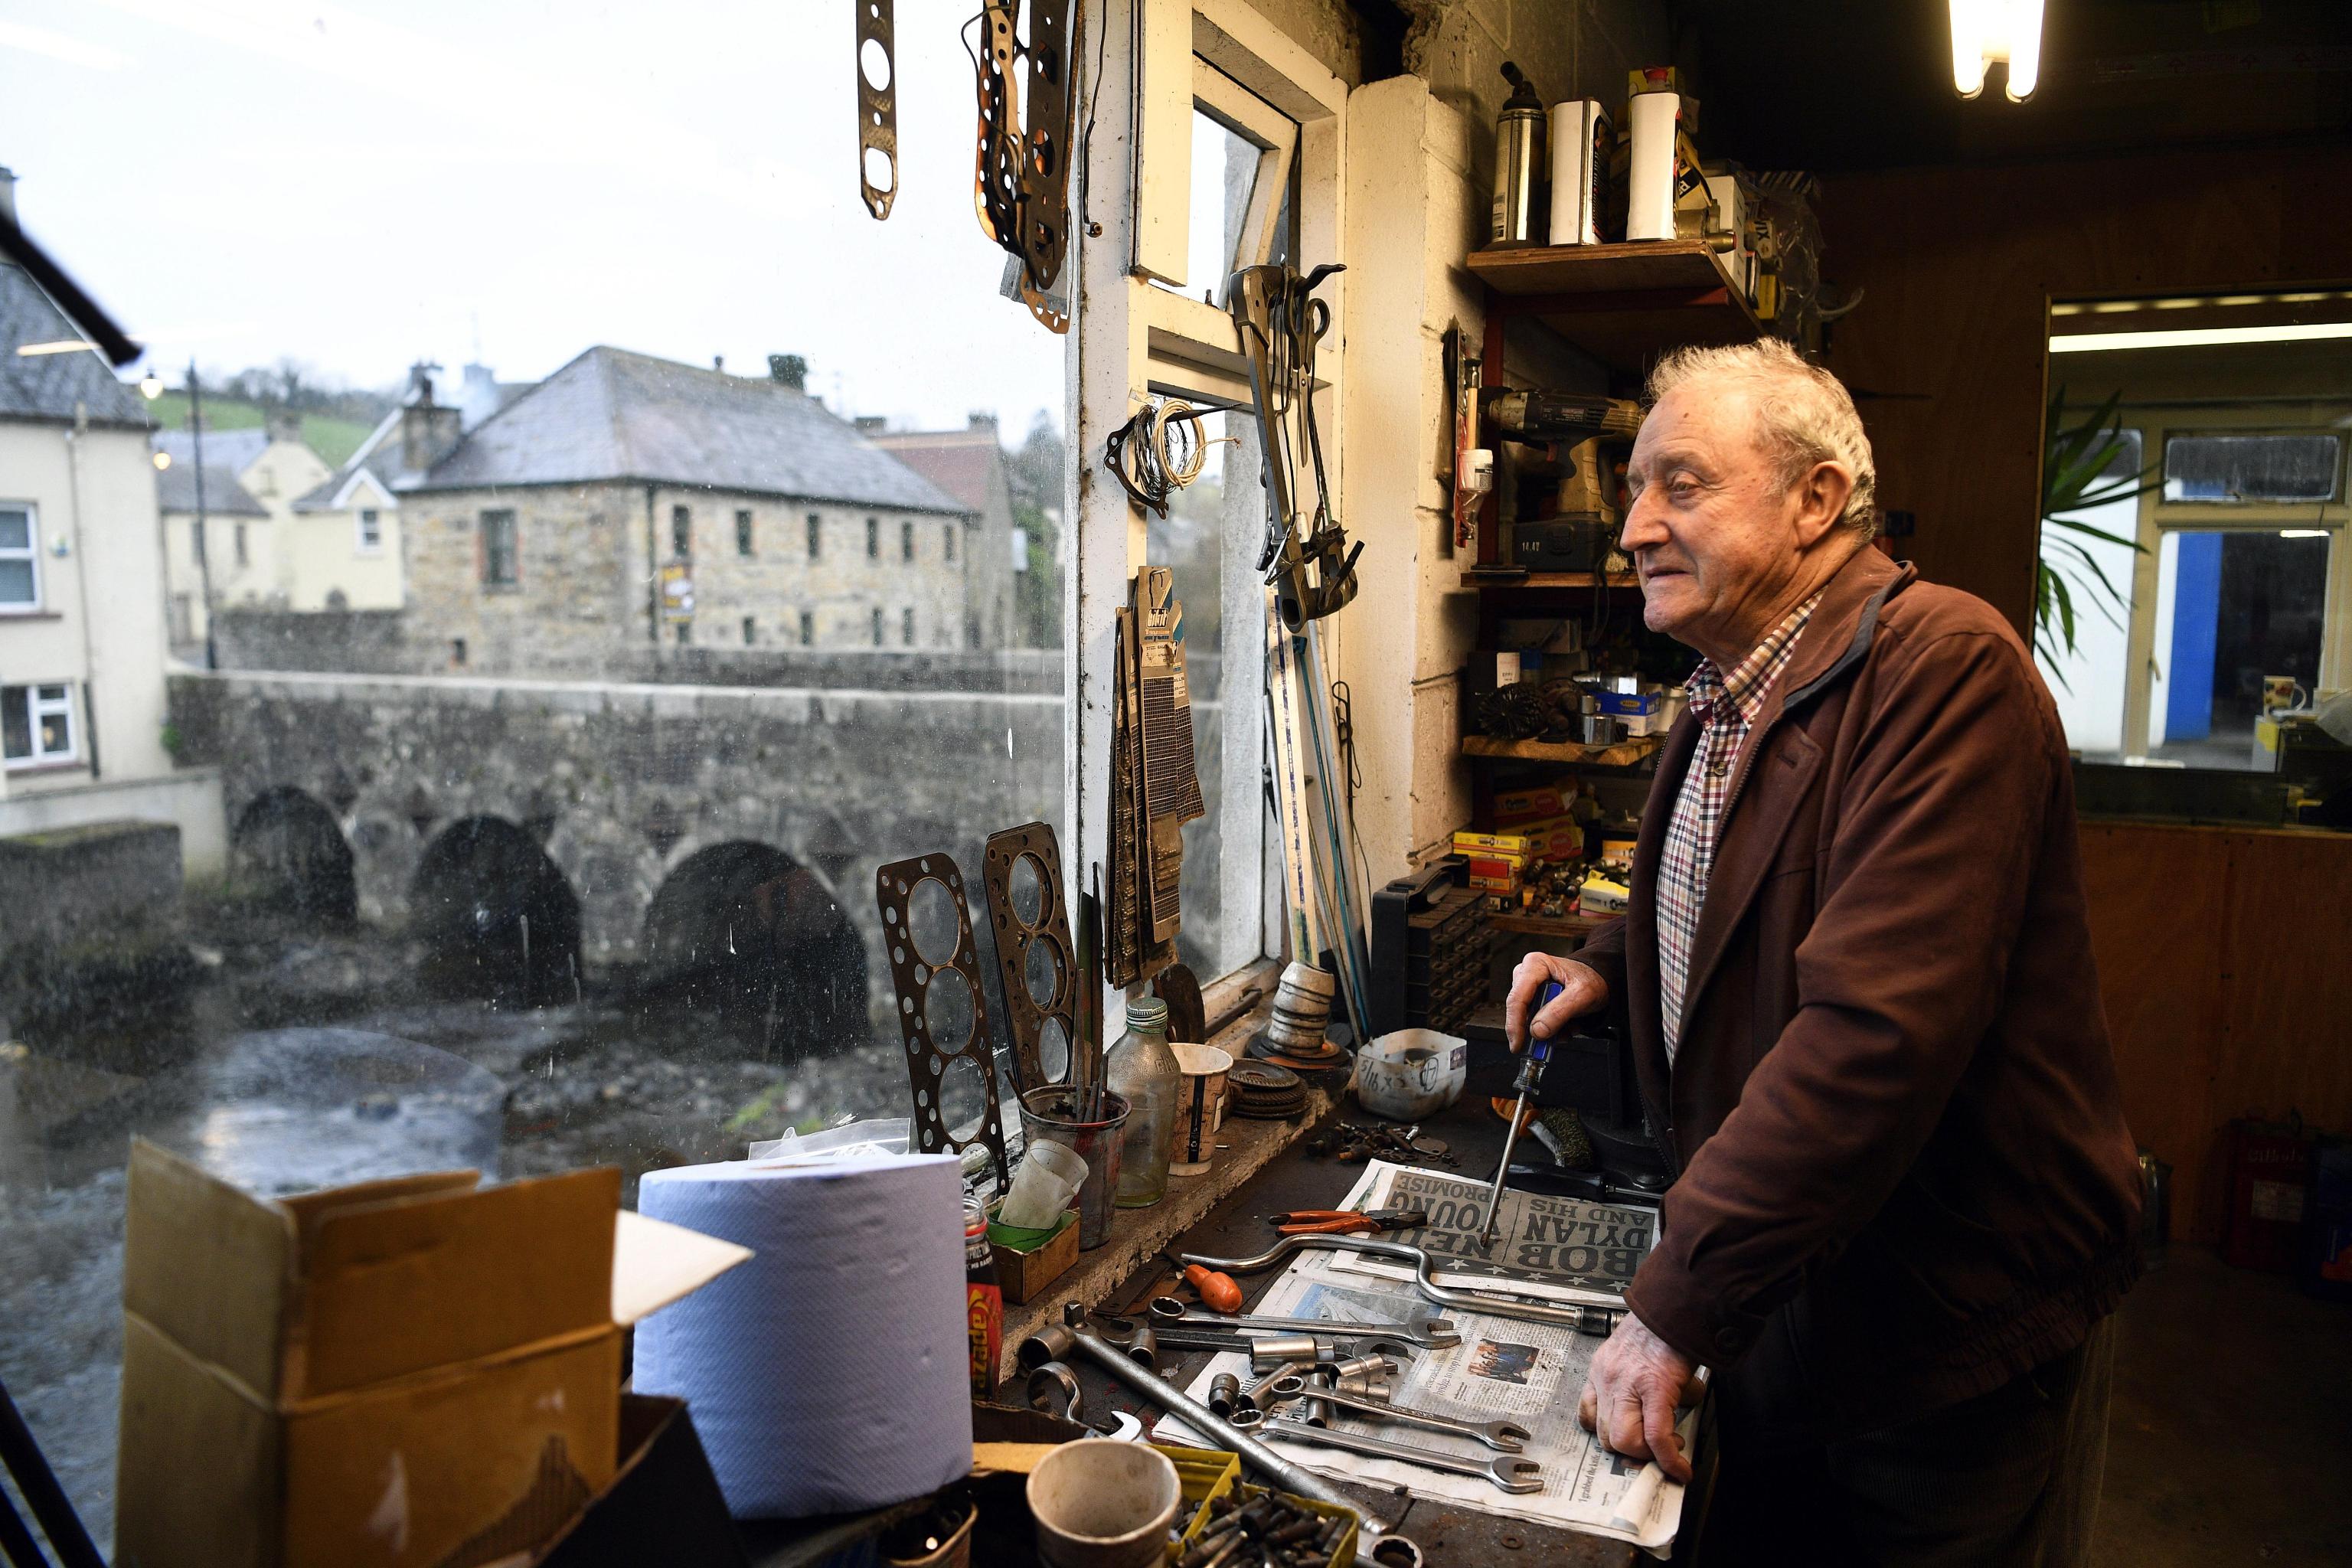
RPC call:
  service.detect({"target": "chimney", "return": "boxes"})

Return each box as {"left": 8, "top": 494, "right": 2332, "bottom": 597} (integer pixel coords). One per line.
{"left": 399, "top": 362, "right": 462, "bottom": 473}
{"left": 967, "top": 411, "right": 998, "bottom": 431}
{"left": 0, "top": 168, "right": 15, "bottom": 225}
{"left": 767, "top": 353, "right": 808, "bottom": 390}
{"left": 854, "top": 415, "right": 887, "bottom": 433}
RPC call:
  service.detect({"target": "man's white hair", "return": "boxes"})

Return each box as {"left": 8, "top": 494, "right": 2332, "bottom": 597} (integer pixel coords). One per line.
{"left": 1645, "top": 338, "right": 1879, "bottom": 538}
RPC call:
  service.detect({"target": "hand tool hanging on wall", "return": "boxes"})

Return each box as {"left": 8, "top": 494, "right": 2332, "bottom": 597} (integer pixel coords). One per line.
{"left": 1107, "top": 567, "right": 1204, "bottom": 985}
{"left": 1446, "top": 324, "right": 1488, "bottom": 550}
{"left": 966, "top": 0, "right": 1081, "bottom": 332}
{"left": 854, "top": 0, "right": 898, "bottom": 219}
{"left": 1103, "top": 397, "right": 1213, "bottom": 518}
{"left": 1229, "top": 263, "right": 1359, "bottom": 631}
{"left": 981, "top": 821, "right": 1075, "bottom": 1093}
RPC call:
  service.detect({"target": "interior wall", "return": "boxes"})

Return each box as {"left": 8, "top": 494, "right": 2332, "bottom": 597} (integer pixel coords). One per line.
{"left": 1815, "top": 143, "right": 2352, "bottom": 632}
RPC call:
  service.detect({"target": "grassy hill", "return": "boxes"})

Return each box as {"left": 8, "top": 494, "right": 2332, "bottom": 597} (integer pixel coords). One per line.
{"left": 145, "top": 394, "right": 376, "bottom": 469}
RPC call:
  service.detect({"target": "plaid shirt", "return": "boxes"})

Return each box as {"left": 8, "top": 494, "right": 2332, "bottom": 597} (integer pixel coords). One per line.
{"left": 1657, "top": 593, "right": 1823, "bottom": 1063}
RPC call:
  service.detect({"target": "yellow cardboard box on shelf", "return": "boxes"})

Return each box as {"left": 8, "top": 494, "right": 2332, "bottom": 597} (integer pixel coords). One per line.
{"left": 114, "top": 1138, "right": 749, "bottom": 1568}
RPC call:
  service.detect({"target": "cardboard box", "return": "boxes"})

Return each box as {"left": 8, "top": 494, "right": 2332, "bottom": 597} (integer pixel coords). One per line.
{"left": 1453, "top": 815, "right": 1582, "bottom": 863}
{"left": 536, "top": 1396, "right": 748, "bottom": 1568}
{"left": 116, "top": 1140, "right": 748, "bottom": 1568}
{"left": 1493, "top": 786, "right": 1573, "bottom": 826}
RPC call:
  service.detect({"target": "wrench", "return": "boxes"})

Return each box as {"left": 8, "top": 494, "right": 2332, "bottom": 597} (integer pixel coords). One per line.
{"left": 1266, "top": 1418, "right": 1544, "bottom": 1494}
{"left": 1266, "top": 1379, "right": 1529, "bottom": 1452}
{"left": 1148, "top": 1296, "right": 1463, "bottom": 1349}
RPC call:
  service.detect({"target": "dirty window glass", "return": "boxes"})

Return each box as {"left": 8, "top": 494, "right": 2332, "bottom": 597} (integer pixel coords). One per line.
{"left": 2162, "top": 433, "right": 2341, "bottom": 504}
{"left": 0, "top": 1, "right": 1068, "bottom": 1546}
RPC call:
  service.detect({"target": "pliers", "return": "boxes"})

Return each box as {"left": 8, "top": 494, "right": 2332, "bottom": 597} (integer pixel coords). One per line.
{"left": 1271, "top": 1207, "right": 1427, "bottom": 1236}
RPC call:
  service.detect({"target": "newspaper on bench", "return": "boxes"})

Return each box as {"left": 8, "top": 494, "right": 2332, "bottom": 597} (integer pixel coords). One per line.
{"left": 1150, "top": 1160, "right": 1687, "bottom": 1555}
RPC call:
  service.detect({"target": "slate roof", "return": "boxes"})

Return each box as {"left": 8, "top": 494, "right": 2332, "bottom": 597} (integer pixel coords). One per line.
{"left": 867, "top": 430, "right": 1001, "bottom": 514}
{"left": 155, "top": 425, "right": 270, "bottom": 474}
{"left": 156, "top": 460, "right": 269, "bottom": 518}
{"left": 0, "top": 262, "right": 154, "bottom": 429}
{"left": 412, "top": 347, "right": 972, "bottom": 514}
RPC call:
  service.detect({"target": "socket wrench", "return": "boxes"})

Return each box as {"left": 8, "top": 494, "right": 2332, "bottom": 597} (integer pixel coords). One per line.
{"left": 1147, "top": 1296, "right": 1462, "bottom": 1349}
{"left": 1266, "top": 1380, "right": 1528, "bottom": 1452}
{"left": 1266, "top": 1418, "right": 1544, "bottom": 1494}
{"left": 1181, "top": 1234, "right": 1623, "bottom": 1334}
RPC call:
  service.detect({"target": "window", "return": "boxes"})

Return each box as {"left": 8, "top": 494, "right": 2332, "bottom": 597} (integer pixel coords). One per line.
{"left": 900, "top": 519, "right": 913, "bottom": 562}
{"left": 357, "top": 508, "right": 382, "bottom": 554}
{"left": 2148, "top": 530, "right": 2329, "bottom": 765}
{"left": 871, "top": 606, "right": 884, "bottom": 645}
{"left": 807, "top": 512, "right": 822, "bottom": 558}
{"left": 481, "top": 509, "right": 518, "bottom": 586}
{"left": 0, "top": 506, "right": 37, "bottom": 609}
{"left": 671, "top": 504, "right": 693, "bottom": 559}
{"left": 799, "top": 609, "right": 814, "bottom": 645}
{"left": 736, "top": 509, "right": 754, "bottom": 557}
{"left": 451, "top": 637, "right": 467, "bottom": 667}
{"left": 2, "top": 683, "right": 76, "bottom": 767}
{"left": 742, "top": 615, "right": 756, "bottom": 645}
{"left": 865, "top": 516, "right": 878, "bottom": 558}
{"left": 901, "top": 606, "right": 915, "bottom": 645}
{"left": 945, "top": 523, "right": 956, "bottom": 564}
{"left": 234, "top": 523, "right": 249, "bottom": 567}
{"left": 2164, "top": 434, "right": 2341, "bottom": 504}
{"left": 676, "top": 622, "right": 691, "bottom": 645}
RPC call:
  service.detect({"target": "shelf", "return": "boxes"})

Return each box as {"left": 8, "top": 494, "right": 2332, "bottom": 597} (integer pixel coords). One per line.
{"left": 1488, "top": 910, "right": 1612, "bottom": 938}
{"left": 1459, "top": 570, "right": 1639, "bottom": 591}
{"left": 1466, "top": 239, "right": 1764, "bottom": 374}
{"left": 1462, "top": 734, "right": 1662, "bottom": 768}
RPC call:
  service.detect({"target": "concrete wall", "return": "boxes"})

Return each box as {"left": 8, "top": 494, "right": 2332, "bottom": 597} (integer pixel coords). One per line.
{"left": 284, "top": 485, "right": 404, "bottom": 613}
{"left": 0, "top": 819, "right": 183, "bottom": 952}
{"left": 0, "top": 769, "right": 225, "bottom": 880}
{"left": 0, "top": 421, "right": 175, "bottom": 800}
{"left": 213, "top": 607, "right": 412, "bottom": 674}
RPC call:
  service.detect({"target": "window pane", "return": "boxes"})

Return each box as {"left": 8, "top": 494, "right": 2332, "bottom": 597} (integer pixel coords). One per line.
{"left": 2163, "top": 433, "right": 2341, "bottom": 503}
{"left": 1150, "top": 109, "right": 1266, "bottom": 305}
{"left": 2036, "top": 430, "right": 2141, "bottom": 760}
{"left": 0, "top": 509, "right": 29, "bottom": 550}
{"left": 2, "top": 687, "right": 28, "bottom": 758}
{"left": 2148, "top": 529, "right": 2330, "bottom": 769}
{"left": 0, "top": 560, "right": 32, "bottom": 605}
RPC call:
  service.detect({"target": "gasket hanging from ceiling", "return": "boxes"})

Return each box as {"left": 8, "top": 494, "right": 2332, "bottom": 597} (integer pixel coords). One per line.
{"left": 967, "top": 0, "right": 1082, "bottom": 332}
{"left": 855, "top": 0, "right": 898, "bottom": 220}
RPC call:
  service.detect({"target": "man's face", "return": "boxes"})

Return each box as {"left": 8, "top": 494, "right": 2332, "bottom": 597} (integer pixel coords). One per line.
{"left": 1621, "top": 382, "right": 1811, "bottom": 658}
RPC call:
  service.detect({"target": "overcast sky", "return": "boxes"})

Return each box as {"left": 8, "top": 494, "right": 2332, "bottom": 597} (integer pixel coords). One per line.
{"left": 0, "top": 0, "right": 1067, "bottom": 436}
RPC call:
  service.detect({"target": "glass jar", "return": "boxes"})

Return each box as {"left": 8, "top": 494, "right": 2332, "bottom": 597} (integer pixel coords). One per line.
{"left": 1106, "top": 995, "right": 1181, "bottom": 1207}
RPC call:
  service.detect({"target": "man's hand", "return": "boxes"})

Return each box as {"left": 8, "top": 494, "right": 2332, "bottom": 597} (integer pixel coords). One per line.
{"left": 1576, "top": 1314, "right": 1697, "bottom": 1482}
{"left": 1504, "top": 953, "right": 1609, "bottom": 1052}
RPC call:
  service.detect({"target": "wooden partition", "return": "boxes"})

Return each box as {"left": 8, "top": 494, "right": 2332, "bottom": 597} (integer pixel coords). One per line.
{"left": 2077, "top": 820, "right": 2352, "bottom": 1243}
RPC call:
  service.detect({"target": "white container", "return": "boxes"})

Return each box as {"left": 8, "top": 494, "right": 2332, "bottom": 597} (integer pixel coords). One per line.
{"left": 1027, "top": 1441, "right": 1182, "bottom": 1568}
{"left": 1354, "top": 1028, "right": 1469, "bottom": 1122}
{"left": 1625, "top": 90, "right": 1681, "bottom": 241}
{"left": 1168, "top": 1041, "right": 1233, "bottom": 1176}
{"left": 1547, "top": 99, "right": 1611, "bottom": 246}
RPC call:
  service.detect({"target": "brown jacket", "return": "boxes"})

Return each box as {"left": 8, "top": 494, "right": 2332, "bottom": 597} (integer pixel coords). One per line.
{"left": 1575, "top": 547, "right": 2141, "bottom": 1428}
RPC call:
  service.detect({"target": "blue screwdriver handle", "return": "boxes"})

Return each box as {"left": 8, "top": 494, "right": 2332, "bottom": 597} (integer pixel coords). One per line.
{"left": 1527, "top": 979, "right": 1563, "bottom": 1062}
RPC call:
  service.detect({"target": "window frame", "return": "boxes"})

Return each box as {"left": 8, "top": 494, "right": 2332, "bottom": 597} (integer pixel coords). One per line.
{"left": 0, "top": 503, "right": 41, "bottom": 613}
{"left": 480, "top": 508, "right": 521, "bottom": 588}
{"left": 2, "top": 681, "right": 77, "bottom": 769}
{"left": 865, "top": 516, "right": 879, "bottom": 558}
{"left": 736, "top": 508, "right": 755, "bottom": 557}
{"left": 234, "top": 521, "right": 250, "bottom": 569}
{"left": 355, "top": 507, "right": 383, "bottom": 556}
{"left": 671, "top": 503, "right": 694, "bottom": 560}
{"left": 799, "top": 608, "right": 815, "bottom": 645}
{"left": 1068, "top": 0, "right": 1348, "bottom": 985}
{"left": 807, "top": 511, "right": 823, "bottom": 559}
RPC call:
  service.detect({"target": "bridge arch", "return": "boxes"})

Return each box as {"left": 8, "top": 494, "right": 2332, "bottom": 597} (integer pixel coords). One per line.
{"left": 639, "top": 840, "right": 870, "bottom": 1057}
{"left": 410, "top": 815, "right": 582, "bottom": 1005}
{"left": 230, "top": 786, "right": 357, "bottom": 922}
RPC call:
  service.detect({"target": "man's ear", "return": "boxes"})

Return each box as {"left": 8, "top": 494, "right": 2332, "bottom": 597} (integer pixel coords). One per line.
{"left": 1791, "top": 460, "right": 1857, "bottom": 549}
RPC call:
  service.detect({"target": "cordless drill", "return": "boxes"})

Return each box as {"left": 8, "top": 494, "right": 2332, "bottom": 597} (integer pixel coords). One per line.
{"left": 1479, "top": 980, "right": 1560, "bottom": 1247}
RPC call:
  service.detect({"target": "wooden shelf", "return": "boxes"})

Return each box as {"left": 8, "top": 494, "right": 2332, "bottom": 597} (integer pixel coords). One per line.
{"left": 1459, "top": 570, "right": 1639, "bottom": 591}
{"left": 1488, "top": 910, "right": 1611, "bottom": 939}
{"left": 1466, "top": 239, "right": 1763, "bottom": 374}
{"left": 1462, "top": 734, "right": 1662, "bottom": 768}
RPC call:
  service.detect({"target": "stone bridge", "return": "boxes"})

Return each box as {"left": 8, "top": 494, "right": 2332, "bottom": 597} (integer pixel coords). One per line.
{"left": 166, "top": 668, "right": 1064, "bottom": 1040}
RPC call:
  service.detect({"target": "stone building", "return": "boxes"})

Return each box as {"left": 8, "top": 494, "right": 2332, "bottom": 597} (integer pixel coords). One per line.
{"left": 867, "top": 415, "right": 1020, "bottom": 650}
{"left": 396, "top": 348, "right": 976, "bottom": 676}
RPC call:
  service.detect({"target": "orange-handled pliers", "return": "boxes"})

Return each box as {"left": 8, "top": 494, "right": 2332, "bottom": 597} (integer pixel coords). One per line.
{"left": 1271, "top": 1207, "right": 1428, "bottom": 1236}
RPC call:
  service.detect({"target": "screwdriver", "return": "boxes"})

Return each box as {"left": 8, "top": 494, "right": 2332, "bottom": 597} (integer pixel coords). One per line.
{"left": 1184, "top": 1263, "right": 1243, "bottom": 1315}
{"left": 1480, "top": 979, "right": 1560, "bottom": 1247}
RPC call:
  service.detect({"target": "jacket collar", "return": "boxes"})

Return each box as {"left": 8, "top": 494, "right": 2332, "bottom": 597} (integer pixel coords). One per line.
{"left": 1772, "top": 547, "right": 1915, "bottom": 717}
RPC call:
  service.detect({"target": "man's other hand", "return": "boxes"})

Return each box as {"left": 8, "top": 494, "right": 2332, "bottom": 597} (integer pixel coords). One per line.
{"left": 1577, "top": 1314, "right": 1697, "bottom": 1482}
{"left": 1504, "top": 953, "right": 1609, "bottom": 1052}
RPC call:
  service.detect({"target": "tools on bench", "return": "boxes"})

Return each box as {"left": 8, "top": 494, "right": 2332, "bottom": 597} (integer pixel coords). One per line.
{"left": 1481, "top": 978, "right": 1560, "bottom": 1247}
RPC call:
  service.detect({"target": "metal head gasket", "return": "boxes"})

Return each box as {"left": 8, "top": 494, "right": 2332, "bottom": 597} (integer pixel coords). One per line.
{"left": 980, "top": 822, "right": 1074, "bottom": 1096}
{"left": 854, "top": 0, "right": 897, "bottom": 220}
{"left": 876, "top": 852, "right": 1009, "bottom": 1187}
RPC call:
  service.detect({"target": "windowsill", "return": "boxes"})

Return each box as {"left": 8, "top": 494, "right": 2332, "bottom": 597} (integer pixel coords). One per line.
{"left": 3, "top": 760, "right": 88, "bottom": 777}
{"left": 482, "top": 582, "right": 524, "bottom": 595}
{"left": 0, "top": 612, "right": 64, "bottom": 622}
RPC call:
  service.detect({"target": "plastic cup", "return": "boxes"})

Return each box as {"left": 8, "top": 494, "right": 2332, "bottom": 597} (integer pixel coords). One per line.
{"left": 1168, "top": 1043, "right": 1233, "bottom": 1177}
{"left": 1018, "top": 1086, "right": 1130, "bottom": 1250}
{"left": 1026, "top": 1440, "right": 1181, "bottom": 1568}
{"left": 999, "top": 1138, "right": 1088, "bottom": 1230}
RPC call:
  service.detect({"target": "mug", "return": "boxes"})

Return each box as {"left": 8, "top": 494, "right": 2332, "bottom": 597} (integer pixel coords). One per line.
{"left": 2262, "top": 675, "right": 2309, "bottom": 715}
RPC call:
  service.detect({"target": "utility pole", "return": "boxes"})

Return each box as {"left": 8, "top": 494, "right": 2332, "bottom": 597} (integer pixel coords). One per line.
{"left": 189, "top": 359, "right": 217, "bottom": 671}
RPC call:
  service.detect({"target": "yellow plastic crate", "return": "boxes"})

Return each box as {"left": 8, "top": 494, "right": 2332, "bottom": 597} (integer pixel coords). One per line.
{"left": 1168, "top": 1458, "right": 1359, "bottom": 1568}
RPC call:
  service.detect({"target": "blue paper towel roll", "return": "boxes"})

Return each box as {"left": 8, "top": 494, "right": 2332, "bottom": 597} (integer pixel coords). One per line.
{"left": 634, "top": 1152, "right": 973, "bottom": 1517}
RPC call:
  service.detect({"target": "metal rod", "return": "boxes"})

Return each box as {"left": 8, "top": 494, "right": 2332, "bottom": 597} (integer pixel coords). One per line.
{"left": 1478, "top": 1106, "right": 1529, "bottom": 1248}
{"left": 0, "top": 1380, "right": 103, "bottom": 1568}
{"left": 1179, "top": 1234, "right": 1619, "bottom": 1334}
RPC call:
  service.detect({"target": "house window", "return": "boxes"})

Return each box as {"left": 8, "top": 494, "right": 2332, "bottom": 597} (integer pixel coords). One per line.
{"left": 677, "top": 621, "right": 691, "bottom": 645}
{"left": 901, "top": 606, "right": 915, "bottom": 645}
{"left": 2, "top": 683, "right": 76, "bottom": 768}
{"left": 357, "top": 508, "right": 383, "bottom": 554}
{"left": 799, "top": 609, "right": 814, "bottom": 645}
{"left": 742, "top": 615, "right": 756, "bottom": 645}
{"left": 671, "top": 504, "right": 693, "bottom": 559}
{"left": 866, "top": 517, "right": 878, "bottom": 558}
{"left": 234, "top": 523, "right": 250, "bottom": 567}
{"left": 736, "top": 509, "right": 754, "bottom": 557}
{"left": 481, "top": 509, "right": 519, "bottom": 586}
{"left": 945, "top": 524, "right": 956, "bottom": 564}
{"left": 900, "top": 520, "right": 913, "bottom": 562}
{"left": 0, "top": 506, "right": 37, "bottom": 610}
{"left": 451, "top": 637, "right": 468, "bottom": 667}
{"left": 807, "top": 512, "right": 822, "bottom": 559}
{"left": 871, "top": 606, "right": 884, "bottom": 645}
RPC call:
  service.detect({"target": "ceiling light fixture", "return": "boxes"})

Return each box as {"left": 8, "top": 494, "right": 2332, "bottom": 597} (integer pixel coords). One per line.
{"left": 2049, "top": 322, "right": 2352, "bottom": 353}
{"left": 1949, "top": 0, "right": 2043, "bottom": 102}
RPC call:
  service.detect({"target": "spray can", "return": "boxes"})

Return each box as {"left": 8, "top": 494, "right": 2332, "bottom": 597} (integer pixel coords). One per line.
{"left": 1488, "top": 61, "right": 1547, "bottom": 248}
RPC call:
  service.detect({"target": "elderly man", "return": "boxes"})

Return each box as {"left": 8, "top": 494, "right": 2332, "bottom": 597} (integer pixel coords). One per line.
{"left": 1505, "top": 341, "right": 2143, "bottom": 1565}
